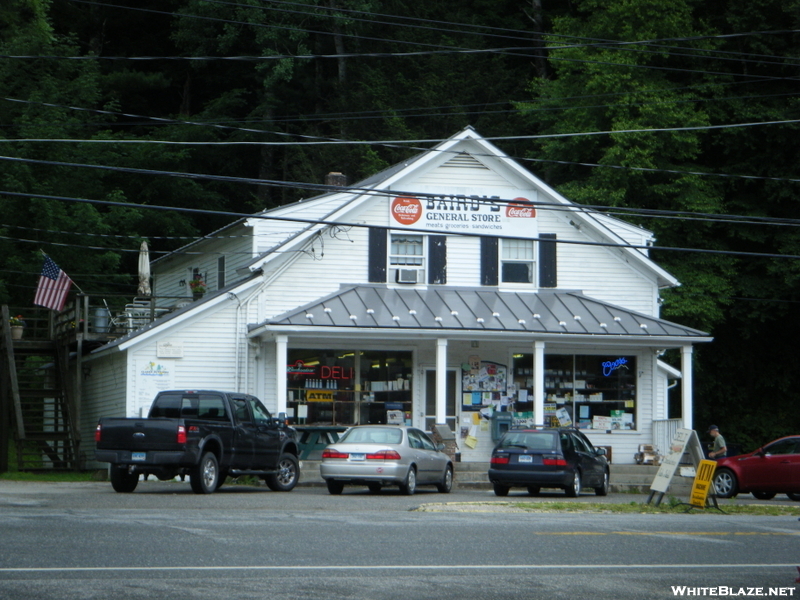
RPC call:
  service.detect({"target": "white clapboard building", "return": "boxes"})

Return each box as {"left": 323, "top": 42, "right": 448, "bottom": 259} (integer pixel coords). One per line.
{"left": 80, "top": 127, "right": 711, "bottom": 467}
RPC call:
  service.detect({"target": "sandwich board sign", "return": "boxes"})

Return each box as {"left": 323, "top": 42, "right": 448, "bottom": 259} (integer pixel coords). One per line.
{"left": 647, "top": 428, "right": 706, "bottom": 506}
{"left": 689, "top": 460, "right": 718, "bottom": 509}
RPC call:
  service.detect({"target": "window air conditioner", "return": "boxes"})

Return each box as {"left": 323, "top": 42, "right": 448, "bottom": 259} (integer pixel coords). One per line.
{"left": 396, "top": 269, "right": 419, "bottom": 284}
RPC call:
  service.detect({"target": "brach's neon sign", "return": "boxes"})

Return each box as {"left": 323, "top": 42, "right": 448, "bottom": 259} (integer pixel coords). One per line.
{"left": 390, "top": 194, "right": 536, "bottom": 236}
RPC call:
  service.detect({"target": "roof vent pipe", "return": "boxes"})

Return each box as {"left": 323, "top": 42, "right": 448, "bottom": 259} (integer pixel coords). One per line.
{"left": 325, "top": 172, "right": 347, "bottom": 187}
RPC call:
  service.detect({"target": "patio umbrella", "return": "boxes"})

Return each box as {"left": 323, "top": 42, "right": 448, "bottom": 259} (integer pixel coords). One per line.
{"left": 137, "top": 241, "right": 151, "bottom": 296}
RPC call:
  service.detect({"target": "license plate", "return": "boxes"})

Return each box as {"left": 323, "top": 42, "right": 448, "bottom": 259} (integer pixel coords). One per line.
{"left": 131, "top": 452, "right": 146, "bottom": 462}
{"left": 349, "top": 453, "right": 366, "bottom": 461}
{"left": 518, "top": 455, "right": 533, "bottom": 463}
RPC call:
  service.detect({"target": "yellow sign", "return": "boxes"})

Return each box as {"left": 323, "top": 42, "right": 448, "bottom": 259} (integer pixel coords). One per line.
{"left": 689, "top": 459, "right": 717, "bottom": 508}
{"left": 306, "top": 391, "right": 334, "bottom": 402}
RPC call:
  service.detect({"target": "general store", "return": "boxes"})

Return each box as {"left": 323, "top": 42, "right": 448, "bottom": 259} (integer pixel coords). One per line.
{"left": 78, "top": 127, "right": 711, "bottom": 467}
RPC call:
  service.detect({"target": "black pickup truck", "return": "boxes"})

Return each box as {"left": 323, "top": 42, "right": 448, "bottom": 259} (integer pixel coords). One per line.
{"left": 95, "top": 390, "right": 300, "bottom": 494}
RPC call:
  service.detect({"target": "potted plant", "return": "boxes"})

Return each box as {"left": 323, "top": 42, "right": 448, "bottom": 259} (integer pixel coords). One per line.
{"left": 9, "top": 315, "right": 25, "bottom": 340}
{"left": 189, "top": 278, "right": 207, "bottom": 299}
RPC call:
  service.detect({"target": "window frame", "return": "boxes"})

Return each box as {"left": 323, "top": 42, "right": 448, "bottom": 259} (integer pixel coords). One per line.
{"left": 500, "top": 238, "right": 536, "bottom": 285}
{"left": 389, "top": 233, "right": 426, "bottom": 284}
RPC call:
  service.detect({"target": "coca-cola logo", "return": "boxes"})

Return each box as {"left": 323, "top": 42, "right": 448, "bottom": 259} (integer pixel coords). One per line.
{"left": 506, "top": 197, "right": 536, "bottom": 218}
{"left": 391, "top": 196, "right": 422, "bottom": 225}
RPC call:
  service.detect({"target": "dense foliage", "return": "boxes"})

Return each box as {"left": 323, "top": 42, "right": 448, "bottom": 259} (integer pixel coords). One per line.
{"left": 1, "top": 0, "right": 798, "bottom": 445}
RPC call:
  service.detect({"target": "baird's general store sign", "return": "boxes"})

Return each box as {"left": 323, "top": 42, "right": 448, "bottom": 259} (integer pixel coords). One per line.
{"left": 390, "top": 192, "right": 538, "bottom": 237}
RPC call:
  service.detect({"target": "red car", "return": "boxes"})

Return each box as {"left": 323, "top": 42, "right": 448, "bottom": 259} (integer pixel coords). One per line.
{"left": 712, "top": 435, "right": 800, "bottom": 500}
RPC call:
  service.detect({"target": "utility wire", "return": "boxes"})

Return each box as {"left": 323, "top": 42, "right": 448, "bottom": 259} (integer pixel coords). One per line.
{"left": 2, "top": 188, "right": 800, "bottom": 262}
{"left": 61, "top": 0, "right": 800, "bottom": 78}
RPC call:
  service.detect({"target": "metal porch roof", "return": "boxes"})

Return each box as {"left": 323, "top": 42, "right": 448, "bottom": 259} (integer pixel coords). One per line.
{"left": 260, "top": 285, "right": 709, "bottom": 340}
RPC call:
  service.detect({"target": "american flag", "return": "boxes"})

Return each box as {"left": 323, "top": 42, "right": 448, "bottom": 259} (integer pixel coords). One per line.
{"left": 34, "top": 256, "right": 73, "bottom": 312}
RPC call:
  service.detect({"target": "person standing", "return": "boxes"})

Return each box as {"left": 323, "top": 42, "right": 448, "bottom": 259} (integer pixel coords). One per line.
{"left": 707, "top": 425, "right": 727, "bottom": 459}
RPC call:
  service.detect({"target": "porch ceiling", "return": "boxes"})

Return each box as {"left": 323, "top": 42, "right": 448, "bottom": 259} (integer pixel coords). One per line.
{"left": 258, "top": 285, "right": 709, "bottom": 341}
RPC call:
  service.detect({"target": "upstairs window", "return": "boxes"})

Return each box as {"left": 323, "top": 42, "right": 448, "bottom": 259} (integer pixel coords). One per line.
{"left": 390, "top": 234, "right": 425, "bottom": 284}
{"left": 501, "top": 239, "right": 534, "bottom": 284}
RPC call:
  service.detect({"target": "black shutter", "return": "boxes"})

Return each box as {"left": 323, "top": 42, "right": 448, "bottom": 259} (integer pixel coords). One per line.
{"left": 368, "top": 228, "right": 387, "bottom": 283}
{"left": 428, "top": 236, "right": 447, "bottom": 284}
{"left": 480, "top": 237, "right": 499, "bottom": 286}
{"left": 539, "top": 233, "right": 557, "bottom": 288}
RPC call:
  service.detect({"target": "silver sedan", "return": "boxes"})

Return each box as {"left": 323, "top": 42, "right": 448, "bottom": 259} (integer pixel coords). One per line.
{"left": 319, "top": 425, "right": 454, "bottom": 495}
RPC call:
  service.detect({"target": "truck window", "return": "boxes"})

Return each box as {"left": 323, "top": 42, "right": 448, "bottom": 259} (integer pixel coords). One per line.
{"left": 232, "top": 398, "right": 252, "bottom": 424}
{"left": 149, "top": 394, "right": 182, "bottom": 419}
{"left": 247, "top": 398, "right": 272, "bottom": 425}
{"left": 197, "top": 395, "right": 228, "bottom": 421}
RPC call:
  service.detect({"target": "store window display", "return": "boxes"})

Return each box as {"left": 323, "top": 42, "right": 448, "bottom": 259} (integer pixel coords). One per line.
{"left": 512, "top": 354, "right": 637, "bottom": 430}
{"left": 287, "top": 349, "right": 412, "bottom": 426}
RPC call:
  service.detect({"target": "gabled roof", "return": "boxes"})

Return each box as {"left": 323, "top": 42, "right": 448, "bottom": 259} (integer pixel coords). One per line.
{"left": 254, "top": 284, "right": 709, "bottom": 343}
{"left": 240, "top": 127, "right": 678, "bottom": 288}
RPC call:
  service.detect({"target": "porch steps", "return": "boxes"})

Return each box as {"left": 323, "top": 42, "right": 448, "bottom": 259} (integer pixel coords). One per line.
{"left": 296, "top": 461, "right": 694, "bottom": 496}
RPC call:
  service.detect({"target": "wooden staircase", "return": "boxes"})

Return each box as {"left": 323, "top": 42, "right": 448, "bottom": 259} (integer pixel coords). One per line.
{"left": 1, "top": 306, "right": 79, "bottom": 471}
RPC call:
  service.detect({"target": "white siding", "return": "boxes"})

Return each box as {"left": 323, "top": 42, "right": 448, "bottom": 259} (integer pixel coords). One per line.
{"left": 408, "top": 153, "right": 518, "bottom": 190}
{"left": 536, "top": 209, "right": 658, "bottom": 315}
{"left": 152, "top": 223, "right": 253, "bottom": 306}
{"left": 80, "top": 352, "right": 127, "bottom": 469}
{"left": 122, "top": 302, "right": 248, "bottom": 418}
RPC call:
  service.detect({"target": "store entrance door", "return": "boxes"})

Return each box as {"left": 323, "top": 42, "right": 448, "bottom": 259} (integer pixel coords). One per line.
{"left": 423, "top": 368, "right": 458, "bottom": 433}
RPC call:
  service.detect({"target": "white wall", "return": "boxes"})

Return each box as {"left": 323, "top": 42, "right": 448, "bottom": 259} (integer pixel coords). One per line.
{"left": 80, "top": 351, "right": 127, "bottom": 469}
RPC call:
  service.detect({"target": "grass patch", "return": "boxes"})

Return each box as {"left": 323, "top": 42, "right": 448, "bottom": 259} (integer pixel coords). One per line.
{"left": 0, "top": 470, "right": 100, "bottom": 483}
{"left": 436, "top": 500, "right": 800, "bottom": 517}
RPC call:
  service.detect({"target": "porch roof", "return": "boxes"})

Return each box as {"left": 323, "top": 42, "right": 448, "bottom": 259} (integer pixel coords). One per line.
{"left": 257, "top": 285, "right": 710, "bottom": 341}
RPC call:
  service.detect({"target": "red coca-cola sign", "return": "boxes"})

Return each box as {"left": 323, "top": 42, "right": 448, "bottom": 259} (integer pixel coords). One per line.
{"left": 506, "top": 197, "right": 536, "bottom": 218}
{"left": 391, "top": 196, "right": 422, "bottom": 225}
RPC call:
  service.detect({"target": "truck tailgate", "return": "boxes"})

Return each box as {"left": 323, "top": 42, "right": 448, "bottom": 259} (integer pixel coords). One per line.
{"left": 96, "top": 418, "right": 184, "bottom": 452}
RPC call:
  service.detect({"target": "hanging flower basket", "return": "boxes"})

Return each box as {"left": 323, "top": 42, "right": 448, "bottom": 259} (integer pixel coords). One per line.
{"left": 189, "top": 278, "right": 207, "bottom": 300}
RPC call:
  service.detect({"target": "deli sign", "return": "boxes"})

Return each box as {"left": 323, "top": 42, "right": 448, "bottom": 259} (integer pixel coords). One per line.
{"left": 390, "top": 192, "right": 537, "bottom": 237}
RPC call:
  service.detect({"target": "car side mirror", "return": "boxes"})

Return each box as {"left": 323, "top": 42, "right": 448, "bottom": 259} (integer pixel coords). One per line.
{"left": 595, "top": 447, "right": 607, "bottom": 456}
{"left": 435, "top": 443, "right": 446, "bottom": 452}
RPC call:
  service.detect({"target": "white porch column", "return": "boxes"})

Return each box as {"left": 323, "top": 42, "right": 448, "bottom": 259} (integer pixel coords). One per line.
{"left": 681, "top": 345, "right": 693, "bottom": 431}
{"left": 275, "top": 335, "right": 288, "bottom": 414}
{"left": 534, "top": 341, "right": 545, "bottom": 426}
{"left": 436, "top": 338, "right": 448, "bottom": 424}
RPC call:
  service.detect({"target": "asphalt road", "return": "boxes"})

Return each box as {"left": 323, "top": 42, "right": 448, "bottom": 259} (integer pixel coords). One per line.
{"left": 1, "top": 480, "right": 799, "bottom": 600}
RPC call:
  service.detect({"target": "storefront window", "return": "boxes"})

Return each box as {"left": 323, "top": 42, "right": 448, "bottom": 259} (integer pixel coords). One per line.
{"left": 512, "top": 354, "right": 637, "bottom": 430}
{"left": 287, "top": 349, "right": 412, "bottom": 426}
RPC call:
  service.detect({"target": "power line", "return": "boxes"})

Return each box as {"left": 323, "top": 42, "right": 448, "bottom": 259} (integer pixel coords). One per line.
{"left": 58, "top": 0, "right": 800, "bottom": 78}
{"left": 3, "top": 107, "right": 800, "bottom": 187}
{"left": 3, "top": 188, "right": 799, "bottom": 262}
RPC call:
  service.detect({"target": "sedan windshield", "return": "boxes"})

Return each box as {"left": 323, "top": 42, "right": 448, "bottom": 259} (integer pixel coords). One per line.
{"left": 339, "top": 427, "right": 403, "bottom": 445}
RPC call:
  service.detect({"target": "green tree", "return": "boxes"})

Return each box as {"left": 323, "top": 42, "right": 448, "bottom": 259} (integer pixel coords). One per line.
{"left": 521, "top": 0, "right": 800, "bottom": 444}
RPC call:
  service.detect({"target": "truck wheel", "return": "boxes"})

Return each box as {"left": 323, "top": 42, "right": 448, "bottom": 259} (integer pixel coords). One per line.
{"left": 110, "top": 466, "right": 139, "bottom": 493}
{"left": 216, "top": 469, "right": 229, "bottom": 491}
{"left": 190, "top": 452, "right": 219, "bottom": 494}
{"left": 265, "top": 453, "right": 299, "bottom": 492}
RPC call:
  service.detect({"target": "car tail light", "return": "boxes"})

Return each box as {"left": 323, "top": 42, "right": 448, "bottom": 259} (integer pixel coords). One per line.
{"left": 490, "top": 455, "right": 510, "bottom": 465}
{"left": 94, "top": 423, "right": 102, "bottom": 442}
{"left": 543, "top": 457, "right": 567, "bottom": 466}
{"left": 322, "top": 449, "right": 349, "bottom": 459}
{"left": 366, "top": 450, "right": 401, "bottom": 460}
{"left": 177, "top": 425, "right": 187, "bottom": 445}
